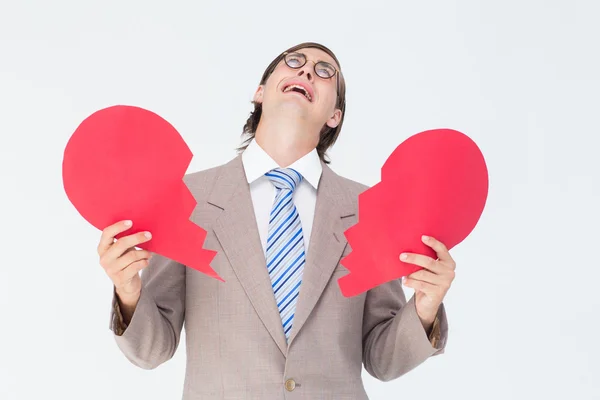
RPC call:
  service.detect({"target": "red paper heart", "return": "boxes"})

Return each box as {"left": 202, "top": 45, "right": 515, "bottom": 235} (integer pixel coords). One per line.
{"left": 338, "top": 128, "right": 488, "bottom": 297}
{"left": 62, "top": 105, "right": 221, "bottom": 280}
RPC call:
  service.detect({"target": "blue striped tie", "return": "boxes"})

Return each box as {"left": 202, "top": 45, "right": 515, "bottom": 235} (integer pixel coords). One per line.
{"left": 264, "top": 168, "right": 305, "bottom": 341}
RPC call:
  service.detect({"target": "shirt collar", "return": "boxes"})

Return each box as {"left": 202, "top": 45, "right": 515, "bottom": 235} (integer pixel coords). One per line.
{"left": 241, "top": 138, "right": 322, "bottom": 189}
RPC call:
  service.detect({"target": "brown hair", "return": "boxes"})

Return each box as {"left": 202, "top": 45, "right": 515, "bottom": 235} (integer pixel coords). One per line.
{"left": 236, "top": 42, "right": 346, "bottom": 164}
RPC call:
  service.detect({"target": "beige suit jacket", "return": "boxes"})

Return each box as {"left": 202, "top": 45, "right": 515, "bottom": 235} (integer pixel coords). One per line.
{"left": 109, "top": 155, "right": 448, "bottom": 399}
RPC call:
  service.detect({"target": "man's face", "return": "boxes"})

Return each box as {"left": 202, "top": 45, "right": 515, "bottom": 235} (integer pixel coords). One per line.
{"left": 254, "top": 47, "right": 342, "bottom": 132}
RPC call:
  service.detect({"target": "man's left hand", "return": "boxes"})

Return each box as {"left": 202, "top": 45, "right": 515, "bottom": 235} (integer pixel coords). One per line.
{"left": 400, "top": 235, "right": 456, "bottom": 332}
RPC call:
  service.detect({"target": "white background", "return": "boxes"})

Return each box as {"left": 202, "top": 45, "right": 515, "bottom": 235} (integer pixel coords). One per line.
{"left": 1, "top": 0, "right": 599, "bottom": 399}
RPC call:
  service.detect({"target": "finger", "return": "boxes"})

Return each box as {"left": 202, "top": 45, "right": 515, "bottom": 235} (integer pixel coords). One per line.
{"left": 105, "top": 231, "right": 153, "bottom": 261}
{"left": 421, "top": 235, "right": 455, "bottom": 268}
{"left": 114, "top": 259, "right": 151, "bottom": 287}
{"left": 97, "top": 220, "right": 133, "bottom": 256}
{"left": 106, "top": 249, "right": 153, "bottom": 275}
{"left": 403, "top": 277, "right": 439, "bottom": 296}
{"left": 407, "top": 270, "right": 446, "bottom": 286}
{"left": 409, "top": 269, "right": 455, "bottom": 291}
{"left": 400, "top": 252, "right": 443, "bottom": 274}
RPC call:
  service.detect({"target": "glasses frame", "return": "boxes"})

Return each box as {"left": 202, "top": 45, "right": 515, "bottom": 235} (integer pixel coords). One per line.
{"left": 282, "top": 51, "right": 340, "bottom": 100}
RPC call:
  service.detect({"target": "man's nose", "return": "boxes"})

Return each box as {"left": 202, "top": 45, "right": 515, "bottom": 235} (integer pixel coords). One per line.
{"left": 296, "top": 68, "right": 314, "bottom": 82}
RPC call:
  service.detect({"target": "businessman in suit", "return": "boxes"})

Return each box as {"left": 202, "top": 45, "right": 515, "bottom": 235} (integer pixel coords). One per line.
{"left": 100, "top": 42, "right": 454, "bottom": 399}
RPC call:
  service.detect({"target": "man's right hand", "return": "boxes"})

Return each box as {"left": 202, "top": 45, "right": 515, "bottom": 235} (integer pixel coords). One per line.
{"left": 98, "top": 220, "right": 153, "bottom": 318}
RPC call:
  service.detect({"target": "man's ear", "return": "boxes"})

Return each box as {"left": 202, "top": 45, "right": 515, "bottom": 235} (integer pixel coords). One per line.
{"left": 326, "top": 108, "right": 342, "bottom": 129}
{"left": 253, "top": 85, "right": 264, "bottom": 104}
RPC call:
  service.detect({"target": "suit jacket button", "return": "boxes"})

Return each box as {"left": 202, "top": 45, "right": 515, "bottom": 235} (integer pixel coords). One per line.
{"left": 285, "top": 379, "right": 296, "bottom": 392}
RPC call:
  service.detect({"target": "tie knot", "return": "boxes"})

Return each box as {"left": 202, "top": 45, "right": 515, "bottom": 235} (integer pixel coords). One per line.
{"left": 265, "top": 168, "right": 303, "bottom": 191}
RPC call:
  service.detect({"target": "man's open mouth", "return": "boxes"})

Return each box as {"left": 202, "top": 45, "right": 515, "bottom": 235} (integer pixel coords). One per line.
{"left": 282, "top": 84, "right": 313, "bottom": 102}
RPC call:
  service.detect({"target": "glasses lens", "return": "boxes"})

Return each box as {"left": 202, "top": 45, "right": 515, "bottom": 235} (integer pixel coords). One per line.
{"left": 285, "top": 53, "right": 305, "bottom": 68}
{"left": 315, "top": 62, "right": 335, "bottom": 78}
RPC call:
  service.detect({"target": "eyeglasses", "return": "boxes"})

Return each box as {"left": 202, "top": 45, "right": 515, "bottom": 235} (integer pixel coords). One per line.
{"left": 282, "top": 51, "right": 340, "bottom": 98}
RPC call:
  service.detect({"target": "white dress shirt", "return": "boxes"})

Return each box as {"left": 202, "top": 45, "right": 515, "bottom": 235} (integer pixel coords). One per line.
{"left": 240, "top": 138, "right": 321, "bottom": 255}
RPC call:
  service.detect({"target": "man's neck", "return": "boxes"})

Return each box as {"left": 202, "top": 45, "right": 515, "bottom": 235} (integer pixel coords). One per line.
{"left": 254, "top": 116, "right": 318, "bottom": 167}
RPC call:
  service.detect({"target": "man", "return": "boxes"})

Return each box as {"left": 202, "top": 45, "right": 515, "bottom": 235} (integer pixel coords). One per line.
{"left": 100, "top": 42, "right": 454, "bottom": 399}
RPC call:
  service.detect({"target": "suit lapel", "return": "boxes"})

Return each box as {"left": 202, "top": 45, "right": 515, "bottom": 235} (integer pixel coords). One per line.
{"left": 197, "top": 156, "right": 356, "bottom": 353}
{"left": 287, "top": 162, "right": 355, "bottom": 345}
{"left": 207, "top": 156, "right": 289, "bottom": 355}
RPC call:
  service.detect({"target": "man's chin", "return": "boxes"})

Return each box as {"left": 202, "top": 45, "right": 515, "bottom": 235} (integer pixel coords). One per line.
{"left": 271, "top": 101, "right": 313, "bottom": 120}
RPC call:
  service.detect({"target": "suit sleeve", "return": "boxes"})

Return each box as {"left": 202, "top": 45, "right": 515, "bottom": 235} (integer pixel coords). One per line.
{"left": 361, "top": 278, "right": 448, "bottom": 381}
{"left": 108, "top": 253, "right": 186, "bottom": 370}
